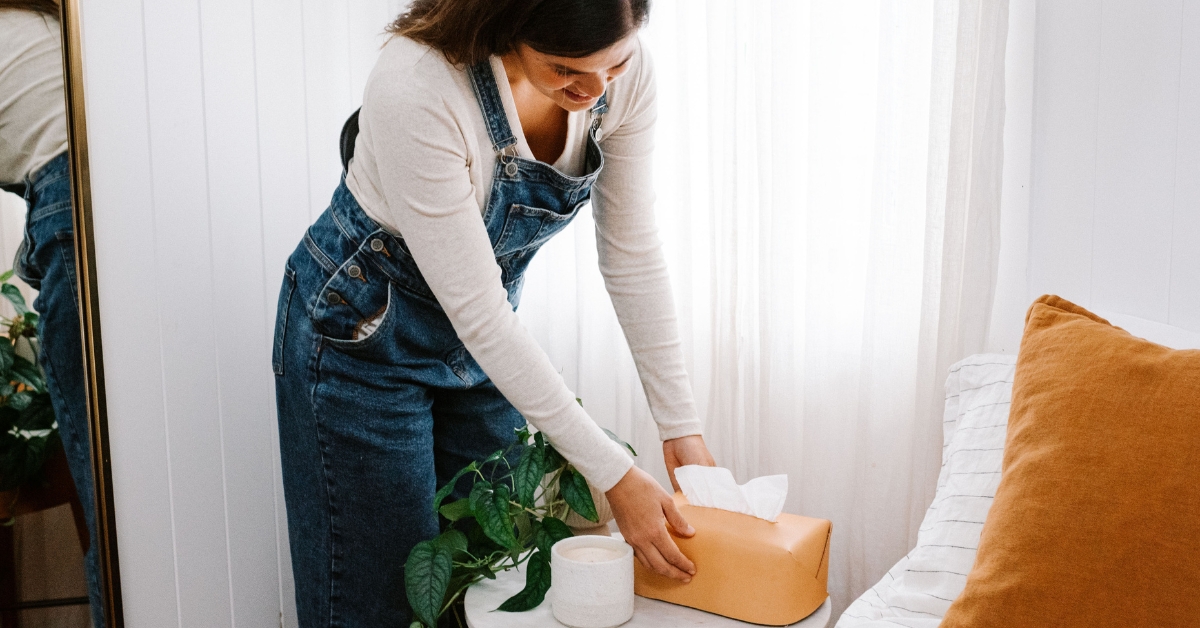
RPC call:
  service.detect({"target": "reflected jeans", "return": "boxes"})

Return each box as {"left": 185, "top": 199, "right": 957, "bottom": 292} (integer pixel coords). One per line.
{"left": 16, "top": 152, "right": 105, "bottom": 628}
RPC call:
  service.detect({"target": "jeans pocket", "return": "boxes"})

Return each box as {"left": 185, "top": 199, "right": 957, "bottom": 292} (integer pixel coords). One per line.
{"left": 310, "top": 252, "right": 393, "bottom": 343}
{"left": 13, "top": 219, "right": 37, "bottom": 289}
{"left": 273, "top": 265, "right": 297, "bottom": 376}
{"left": 321, "top": 282, "right": 397, "bottom": 355}
{"left": 54, "top": 231, "right": 79, "bottom": 310}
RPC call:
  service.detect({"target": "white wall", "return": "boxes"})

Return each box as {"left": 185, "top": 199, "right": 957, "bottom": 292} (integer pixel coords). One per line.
{"left": 988, "top": 0, "right": 1035, "bottom": 354}
{"left": 994, "top": 0, "right": 1200, "bottom": 350}
{"left": 78, "top": 1, "right": 404, "bottom": 626}
{"left": 0, "top": 192, "right": 36, "bottom": 306}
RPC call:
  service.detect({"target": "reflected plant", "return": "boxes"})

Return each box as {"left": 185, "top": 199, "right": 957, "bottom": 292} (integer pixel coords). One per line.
{"left": 404, "top": 407, "right": 636, "bottom": 628}
{"left": 0, "top": 269, "right": 56, "bottom": 516}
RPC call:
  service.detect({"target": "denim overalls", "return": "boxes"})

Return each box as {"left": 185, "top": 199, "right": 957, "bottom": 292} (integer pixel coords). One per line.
{"left": 14, "top": 152, "right": 105, "bottom": 628}
{"left": 273, "top": 60, "right": 606, "bottom": 626}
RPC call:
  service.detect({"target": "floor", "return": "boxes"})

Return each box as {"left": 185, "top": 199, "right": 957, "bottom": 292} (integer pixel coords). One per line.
{"left": 4, "top": 503, "right": 92, "bottom": 628}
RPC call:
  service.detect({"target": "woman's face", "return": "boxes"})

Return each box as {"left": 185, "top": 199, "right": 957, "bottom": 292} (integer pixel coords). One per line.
{"left": 512, "top": 34, "right": 639, "bottom": 112}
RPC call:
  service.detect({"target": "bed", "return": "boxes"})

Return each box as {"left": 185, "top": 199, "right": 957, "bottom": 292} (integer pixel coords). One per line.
{"left": 835, "top": 312, "right": 1200, "bottom": 627}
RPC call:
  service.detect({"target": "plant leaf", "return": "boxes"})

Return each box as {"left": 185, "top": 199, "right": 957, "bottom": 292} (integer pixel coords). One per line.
{"left": 463, "top": 518, "right": 505, "bottom": 556}
{"left": 496, "top": 549, "right": 551, "bottom": 612}
{"left": 469, "top": 480, "right": 491, "bottom": 516}
{"left": 543, "top": 444, "right": 566, "bottom": 474}
{"left": 10, "top": 356, "right": 43, "bottom": 393}
{"left": 601, "top": 427, "right": 637, "bottom": 457}
{"left": 432, "top": 462, "right": 477, "bottom": 515}
{"left": 434, "top": 529, "right": 469, "bottom": 557}
{"left": 438, "top": 497, "right": 472, "bottom": 522}
{"left": 0, "top": 339, "right": 13, "bottom": 377}
{"left": 0, "top": 270, "right": 13, "bottom": 283}
{"left": 559, "top": 468, "right": 599, "bottom": 523}
{"left": 471, "top": 482, "right": 519, "bottom": 551}
{"left": 20, "top": 394, "right": 54, "bottom": 426}
{"left": 404, "top": 539, "right": 453, "bottom": 628}
{"left": 512, "top": 445, "right": 544, "bottom": 508}
{"left": 494, "top": 484, "right": 521, "bottom": 549}
{"left": 1, "top": 284, "right": 28, "bottom": 315}
{"left": 7, "top": 391, "right": 31, "bottom": 411}
{"left": 535, "top": 516, "right": 573, "bottom": 556}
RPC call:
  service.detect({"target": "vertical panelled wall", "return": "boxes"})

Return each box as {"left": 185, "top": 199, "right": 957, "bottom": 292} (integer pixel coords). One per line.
{"left": 1027, "top": 0, "right": 1200, "bottom": 332}
{"left": 78, "top": 1, "right": 405, "bottom": 626}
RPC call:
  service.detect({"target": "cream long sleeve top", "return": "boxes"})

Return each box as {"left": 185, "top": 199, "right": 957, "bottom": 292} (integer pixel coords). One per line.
{"left": 345, "top": 36, "right": 701, "bottom": 492}
{"left": 0, "top": 10, "right": 67, "bottom": 186}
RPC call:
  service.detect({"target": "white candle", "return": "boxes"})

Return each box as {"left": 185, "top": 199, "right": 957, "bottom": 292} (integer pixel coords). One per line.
{"left": 560, "top": 546, "right": 624, "bottom": 564}
{"left": 551, "top": 536, "right": 635, "bottom": 628}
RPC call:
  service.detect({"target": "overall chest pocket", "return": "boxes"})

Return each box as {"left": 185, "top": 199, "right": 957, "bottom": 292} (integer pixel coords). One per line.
{"left": 493, "top": 201, "right": 585, "bottom": 258}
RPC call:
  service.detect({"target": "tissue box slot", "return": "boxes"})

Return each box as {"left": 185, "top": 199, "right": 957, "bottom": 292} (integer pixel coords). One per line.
{"left": 633, "top": 494, "right": 831, "bottom": 626}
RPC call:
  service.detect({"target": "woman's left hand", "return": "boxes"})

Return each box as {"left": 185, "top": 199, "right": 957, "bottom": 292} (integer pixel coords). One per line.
{"left": 663, "top": 435, "right": 716, "bottom": 492}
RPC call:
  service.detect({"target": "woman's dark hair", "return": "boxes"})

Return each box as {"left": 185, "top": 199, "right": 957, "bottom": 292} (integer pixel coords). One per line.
{"left": 0, "top": 0, "right": 59, "bottom": 15}
{"left": 388, "top": 0, "right": 650, "bottom": 66}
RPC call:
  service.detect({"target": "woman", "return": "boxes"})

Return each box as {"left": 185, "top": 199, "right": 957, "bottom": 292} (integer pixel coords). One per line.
{"left": 274, "top": 0, "right": 715, "bottom": 624}
{"left": 0, "top": 2, "right": 104, "bottom": 626}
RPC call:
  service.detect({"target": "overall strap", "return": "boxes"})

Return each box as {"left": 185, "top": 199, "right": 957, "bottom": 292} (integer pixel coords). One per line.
{"left": 467, "top": 60, "right": 519, "bottom": 158}
{"left": 590, "top": 92, "right": 609, "bottom": 134}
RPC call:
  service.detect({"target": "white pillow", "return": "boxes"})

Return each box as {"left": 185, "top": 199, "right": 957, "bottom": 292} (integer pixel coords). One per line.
{"left": 835, "top": 354, "right": 1016, "bottom": 627}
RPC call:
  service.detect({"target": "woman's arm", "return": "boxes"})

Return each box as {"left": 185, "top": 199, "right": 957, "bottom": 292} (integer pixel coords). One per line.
{"left": 591, "top": 42, "right": 705, "bottom": 444}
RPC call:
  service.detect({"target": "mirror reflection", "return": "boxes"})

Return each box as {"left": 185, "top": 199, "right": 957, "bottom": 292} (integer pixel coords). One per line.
{"left": 0, "top": 1, "right": 102, "bottom": 626}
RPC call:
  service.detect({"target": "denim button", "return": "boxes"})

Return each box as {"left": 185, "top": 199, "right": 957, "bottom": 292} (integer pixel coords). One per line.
{"left": 327, "top": 292, "right": 340, "bottom": 304}
{"left": 505, "top": 161, "right": 519, "bottom": 177}
{"left": 348, "top": 265, "right": 362, "bottom": 279}
{"left": 370, "top": 239, "right": 384, "bottom": 252}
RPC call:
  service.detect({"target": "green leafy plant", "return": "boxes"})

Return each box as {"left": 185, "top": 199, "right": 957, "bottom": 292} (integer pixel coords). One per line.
{"left": 0, "top": 269, "right": 57, "bottom": 514}
{"left": 404, "top": 409, "right": 636, "bottom": 628}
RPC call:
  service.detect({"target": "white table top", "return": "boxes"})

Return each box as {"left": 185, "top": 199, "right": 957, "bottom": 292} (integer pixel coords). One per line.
{"left": 464, "top": 562, "right": 832, "bottom": 628}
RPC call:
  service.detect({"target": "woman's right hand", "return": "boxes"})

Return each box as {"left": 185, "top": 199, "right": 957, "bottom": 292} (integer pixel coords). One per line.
{"left": 605, "top": 465, "right": 697, "bottom": 582}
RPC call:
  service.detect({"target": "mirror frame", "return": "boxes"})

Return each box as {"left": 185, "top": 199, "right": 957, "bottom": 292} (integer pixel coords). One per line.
{"left": 58, "top": 0, "right": 124, "bottom": 625}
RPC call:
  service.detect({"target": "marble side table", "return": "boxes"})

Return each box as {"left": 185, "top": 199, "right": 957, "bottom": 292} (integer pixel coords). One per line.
{"left": 464, "top": 562, "right": 832, "bottom": 628}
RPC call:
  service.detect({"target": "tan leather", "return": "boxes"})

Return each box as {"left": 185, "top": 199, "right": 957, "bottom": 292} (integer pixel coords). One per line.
{"left": 634, "top": 493, "right": 831, "bottom": 626}
{"left": 941, "top": 295, "right": 1200, "bottom": 627}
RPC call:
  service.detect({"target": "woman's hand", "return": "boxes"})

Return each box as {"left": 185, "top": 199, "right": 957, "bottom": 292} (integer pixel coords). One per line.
{"left": 663, "top": 434, "right": 716, "bottom": 492}
{"left": 605, "top": 465, "right": 697, "bottom": 582}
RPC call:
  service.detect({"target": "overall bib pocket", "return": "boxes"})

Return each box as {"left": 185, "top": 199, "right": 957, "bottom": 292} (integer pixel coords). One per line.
{"left": 494, "top": 201, "right": 586, "bottom": 256}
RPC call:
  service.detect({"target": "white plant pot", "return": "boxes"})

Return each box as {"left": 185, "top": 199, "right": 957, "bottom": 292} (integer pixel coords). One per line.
{"left": 550, "top": 535, "right": 634, "bottom": 628}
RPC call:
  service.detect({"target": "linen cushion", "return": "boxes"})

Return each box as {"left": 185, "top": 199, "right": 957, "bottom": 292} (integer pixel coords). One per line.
{"left": 836, "top": 354, "right": 1015, "bottom": 628}
{"left": 940, "top": 295, "right": 1200, "bottom": 627}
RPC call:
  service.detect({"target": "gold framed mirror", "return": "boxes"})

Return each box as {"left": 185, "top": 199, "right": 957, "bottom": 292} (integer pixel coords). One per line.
{"left": 60, "top": 0, "right": 122, "bottom": 625}
{"left": 0, "top": 0, "right": 121, "bottom": 625}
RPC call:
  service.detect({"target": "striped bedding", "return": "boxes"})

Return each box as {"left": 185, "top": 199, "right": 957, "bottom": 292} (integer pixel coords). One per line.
{"left": 836, "top": 354, "right": 1017, "bottom": 627}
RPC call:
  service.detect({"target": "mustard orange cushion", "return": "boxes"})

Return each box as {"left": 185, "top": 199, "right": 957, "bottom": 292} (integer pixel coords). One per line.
{"left": 941, "top": 295, "right": 1200, "bottom": 627}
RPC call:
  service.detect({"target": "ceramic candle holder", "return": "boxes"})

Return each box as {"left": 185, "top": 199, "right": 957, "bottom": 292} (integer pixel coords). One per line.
{"left": 550, "top": 535, "right": 634, "bottom": 628}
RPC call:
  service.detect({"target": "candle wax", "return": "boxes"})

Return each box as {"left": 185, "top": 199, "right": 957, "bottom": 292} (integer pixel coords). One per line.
{"left": 560, "top": 546, "right": 624, "bottom": 563}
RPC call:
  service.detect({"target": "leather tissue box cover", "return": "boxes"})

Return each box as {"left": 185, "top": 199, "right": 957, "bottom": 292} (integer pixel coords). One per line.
{"left": 634, "top": 493, "right": 831, "bottom": 625}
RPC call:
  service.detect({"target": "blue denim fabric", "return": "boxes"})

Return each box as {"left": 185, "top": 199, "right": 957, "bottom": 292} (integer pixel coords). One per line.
{"left": 15, "top": 152, "right": 105, "bottom": 628}
{"left": 274, "top": 62, "right": 607, "bottom": 626}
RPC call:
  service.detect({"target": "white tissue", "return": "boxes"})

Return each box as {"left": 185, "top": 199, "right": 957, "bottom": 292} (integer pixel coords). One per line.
{"left": 673, "top": 465, "right": 788, "bottom": 523}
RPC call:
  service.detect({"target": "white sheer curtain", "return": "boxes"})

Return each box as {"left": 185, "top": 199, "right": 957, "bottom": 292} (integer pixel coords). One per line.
{"left": 518, "top": 0, "right": 1008, "bottom": 615}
